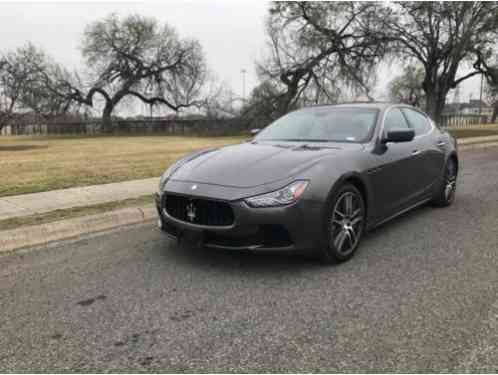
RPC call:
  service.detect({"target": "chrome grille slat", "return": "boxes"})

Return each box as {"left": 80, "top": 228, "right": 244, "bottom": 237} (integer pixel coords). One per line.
{"left": 163, "top": 194, "right": 234, "bottom": 226}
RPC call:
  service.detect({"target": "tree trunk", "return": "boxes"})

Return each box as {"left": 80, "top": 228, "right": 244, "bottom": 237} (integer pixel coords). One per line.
{"left": 277, "top": 83, "right": 299, "bottom": 117}
{"left": 492, "top": 100, "right": 498, "bottom": 123}
{"left": 424, "top": 89, "right": 447, "bottom": 126}
{"left": 101, "top": 102, "right": 114, "bottom": 133}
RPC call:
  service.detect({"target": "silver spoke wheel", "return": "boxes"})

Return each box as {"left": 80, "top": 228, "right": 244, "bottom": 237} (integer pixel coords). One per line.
{"left": 330, "top": 191, "right": 364, "bottom": 256}
{"left": 444, "top": 161, "right": 457, "bottom": 203}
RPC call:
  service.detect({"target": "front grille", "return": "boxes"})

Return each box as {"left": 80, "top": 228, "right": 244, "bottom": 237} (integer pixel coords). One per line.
{"left": 163, "top": 194, "right": 234, "bottom": 226}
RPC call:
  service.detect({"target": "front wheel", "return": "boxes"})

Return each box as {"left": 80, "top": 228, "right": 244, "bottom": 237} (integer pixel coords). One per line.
{"left": 431, "top": 158, "right": 457, "bottom": 207}
{"left": 319, "top": 184, "right": 366, "bottom": 263}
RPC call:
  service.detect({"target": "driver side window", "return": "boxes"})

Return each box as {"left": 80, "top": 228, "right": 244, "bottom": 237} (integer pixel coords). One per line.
{"left": 383, "top": 108, "right": 409, "bottom": 135}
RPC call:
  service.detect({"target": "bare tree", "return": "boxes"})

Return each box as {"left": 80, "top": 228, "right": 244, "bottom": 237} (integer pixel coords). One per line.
{"left": 388, "top": 65, "right": 425, "bottom": 108}
{"left": 0, "top": 55, "right": 22, "bottom": 131}
{"left": 40, "top": 14, "right": 207, "bottom": 131}
{"left": 0, "top": 44, "right": 74, "bottom": 131}
{"left": 257, "top": 1, "right": 389, "bottom": 116}
{"left": 381, "top": 2, "right": 498, "bottom": 123}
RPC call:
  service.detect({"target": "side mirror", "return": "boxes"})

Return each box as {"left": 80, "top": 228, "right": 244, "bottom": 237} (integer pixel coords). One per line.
{"left": 382, "top": 128, "right": 415, "bottom": 143}
{"left": 250, "top": 128, "right": 261, "bottom": 136}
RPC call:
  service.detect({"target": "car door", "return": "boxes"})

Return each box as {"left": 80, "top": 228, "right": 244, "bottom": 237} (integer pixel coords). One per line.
{"left": 401, "top": 108, "right": 445, "bottom": 199}
{"left": 367, "top": 107, "right": 418, "bottom": 221}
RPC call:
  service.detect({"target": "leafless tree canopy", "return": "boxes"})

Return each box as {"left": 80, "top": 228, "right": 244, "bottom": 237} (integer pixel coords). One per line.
{"left": 248, "top": 1, "right": 498, "bottom": 124}
{"left": 2, "top": 3, "right": 498, "bottom": 129}
{"left": 1, "top": 14, "right": 208, "bottom": 131}
{"left": 75, "top": 14, "right": 207, "bottom": 130}
{"left": 380, "top": 1, "right": 498, "bottom": 122}
{"left": 255, "top": 1, "right": 389, "bottom": 117}
{"left": 0, "top": 44, "right": 77, "bottom": 130}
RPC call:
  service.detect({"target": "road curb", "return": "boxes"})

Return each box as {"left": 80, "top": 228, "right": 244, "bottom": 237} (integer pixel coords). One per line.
{"left": 459, "top": 141, "right": 498, "bottom": 151}
{"left": 457, "top": 134, "right": 498, "bottom": 145}
{"left": 0, "top": 205, "right": 157, "bottom": 254}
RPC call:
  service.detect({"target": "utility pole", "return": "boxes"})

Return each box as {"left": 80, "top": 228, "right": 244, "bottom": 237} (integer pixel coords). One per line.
{"left": 241, "top": 69, "right": 247, "bottom": 103}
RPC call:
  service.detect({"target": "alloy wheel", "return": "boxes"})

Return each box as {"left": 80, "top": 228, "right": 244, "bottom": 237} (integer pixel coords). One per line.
{"left": 331, "top": 191, "right": 364, "bottom": 256}
{"left": 444, "top": 160, "right": 457, "bottom": 203}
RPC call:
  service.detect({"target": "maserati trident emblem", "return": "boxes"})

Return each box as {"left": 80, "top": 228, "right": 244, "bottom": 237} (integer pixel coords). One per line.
{"left": 186, "top": 202, "right": 196, "bottom": 222}
{"left": 191, "top": 184, "right": 197, "bottom": 190}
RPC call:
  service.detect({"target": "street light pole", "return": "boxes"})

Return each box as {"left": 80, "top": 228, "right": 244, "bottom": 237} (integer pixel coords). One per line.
{"left": 241, "top": 69, "right": 247, "bottom": 103}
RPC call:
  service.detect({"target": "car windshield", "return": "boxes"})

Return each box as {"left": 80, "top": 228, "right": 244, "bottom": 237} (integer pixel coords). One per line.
{"left": 255, "top": 107, "right": 379, "bottom": 143}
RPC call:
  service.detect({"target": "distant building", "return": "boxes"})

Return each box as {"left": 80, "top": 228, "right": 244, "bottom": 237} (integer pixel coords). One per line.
{"left": 443, "top": 99, "right": 493, "bottom": 116}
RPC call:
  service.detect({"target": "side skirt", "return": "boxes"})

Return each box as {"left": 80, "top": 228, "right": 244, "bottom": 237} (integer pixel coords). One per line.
{"left": 366, "top": 198, "right": 432, "bottom": 232}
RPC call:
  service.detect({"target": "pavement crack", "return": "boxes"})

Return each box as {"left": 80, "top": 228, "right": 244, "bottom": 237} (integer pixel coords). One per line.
{"left": 76, "top": 294, "right": 107, "bottom": 307}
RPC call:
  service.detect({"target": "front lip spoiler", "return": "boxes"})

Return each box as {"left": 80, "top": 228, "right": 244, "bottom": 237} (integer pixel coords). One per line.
{"left": 203, "top": 242, "right": 295, "bottom": 252}
{"left": 158, "top": 218, "right": 295, "bottom": 252}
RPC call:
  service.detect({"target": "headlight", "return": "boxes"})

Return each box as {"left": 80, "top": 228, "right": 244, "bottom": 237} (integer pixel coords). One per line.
{"left": 244, "top": 180, "right": 309, "bottom": 208}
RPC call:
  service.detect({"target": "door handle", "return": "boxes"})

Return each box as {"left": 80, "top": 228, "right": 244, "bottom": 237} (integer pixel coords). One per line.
{"left": 411, "top": 150, "right": 421, "bottom": 156}
{"left": 437, "top": 141, "right": 446, "bottom": 147}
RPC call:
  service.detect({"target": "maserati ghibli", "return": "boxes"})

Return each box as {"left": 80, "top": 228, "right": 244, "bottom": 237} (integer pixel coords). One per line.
{"left": 155, "top": 103, "right": 458, "bottom": 263}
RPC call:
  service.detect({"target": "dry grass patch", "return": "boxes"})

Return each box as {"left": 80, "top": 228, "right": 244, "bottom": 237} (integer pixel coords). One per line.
{"left": 447, "top": 125, "right": 498, "bottom": 139}
{"left": 0, "top": 135, "right": 246, "bottom": 197}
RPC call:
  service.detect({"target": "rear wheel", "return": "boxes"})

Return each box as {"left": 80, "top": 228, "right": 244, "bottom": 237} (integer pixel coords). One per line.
{"left": 432, "top": 157, "right": 457, "bottom": 207}
{"left": 320, "top": 184, "right": 365, "bottom": 263}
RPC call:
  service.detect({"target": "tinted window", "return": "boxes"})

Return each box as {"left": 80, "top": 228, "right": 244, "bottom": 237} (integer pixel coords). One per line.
{"left": 402, "top": 108, "right": 431, "bottom": 136}
{"left": 255, "top": 107, "right": 378, "bottom": 143}
{"left": 383, "top": 108, "right": 409, "bottom": 134}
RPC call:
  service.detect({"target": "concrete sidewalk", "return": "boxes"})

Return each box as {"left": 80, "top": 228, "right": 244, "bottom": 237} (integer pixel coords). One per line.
{"left": 0, "top": 177, "right": 158, "bottom": 221}
{"left": 1, "top": 135, "right": 497, "bottom": 222}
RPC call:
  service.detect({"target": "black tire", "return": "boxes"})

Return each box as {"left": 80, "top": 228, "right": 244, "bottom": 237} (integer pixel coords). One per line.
{"left": 431, "top": 157, "right": 457, "bottom": 207}
{"left": 319, "top": 183, "right": 366, "bottom": 264}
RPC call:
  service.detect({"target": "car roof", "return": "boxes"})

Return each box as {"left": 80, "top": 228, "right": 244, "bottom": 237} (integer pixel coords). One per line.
{"left": 303, "top": 102, "right": 409, "bottom": 111}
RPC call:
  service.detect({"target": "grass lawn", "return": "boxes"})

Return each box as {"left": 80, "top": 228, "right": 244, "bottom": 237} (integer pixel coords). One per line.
{"left": 1, "top": 126, "right": 497, "bottom": 198}
{"left": 0, "top": 135, "right": 246, "bottom": 197}
{"left": 447, "top": 125, "right": 498, "bottom": 139}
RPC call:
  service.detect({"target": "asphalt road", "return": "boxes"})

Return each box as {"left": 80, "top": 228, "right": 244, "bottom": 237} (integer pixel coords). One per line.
{"left": 1, "top": 148, "right": 498, "bottom": 372}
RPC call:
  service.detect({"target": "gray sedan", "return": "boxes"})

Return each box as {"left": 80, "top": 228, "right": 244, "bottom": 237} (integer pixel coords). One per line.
{"left": 155, "top": 103, "right": 458, "bottom": 263}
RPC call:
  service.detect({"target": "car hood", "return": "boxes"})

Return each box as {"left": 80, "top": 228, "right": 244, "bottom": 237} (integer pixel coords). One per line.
{"left": 170, "top": 141, "right": 363, "bottom": 188}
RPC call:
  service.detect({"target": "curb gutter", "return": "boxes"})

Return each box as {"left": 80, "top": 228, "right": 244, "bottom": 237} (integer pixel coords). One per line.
{"left": 0, "top": 205, "right": 156, "bottom": 254}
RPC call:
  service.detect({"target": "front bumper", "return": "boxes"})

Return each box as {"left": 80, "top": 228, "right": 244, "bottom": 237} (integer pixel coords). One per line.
{"left": 155, "top": 192, "right": 323, "bottom": 253}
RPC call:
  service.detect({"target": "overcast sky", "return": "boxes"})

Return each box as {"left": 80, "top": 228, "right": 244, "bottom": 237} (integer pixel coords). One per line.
{"left": 0, "top": 1, "right": 483, "bottom": 115}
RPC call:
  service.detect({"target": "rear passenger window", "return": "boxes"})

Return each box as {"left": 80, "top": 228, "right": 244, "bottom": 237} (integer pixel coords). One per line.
{"left": 383, "top": 108, "right": 409, "bottom": 134}
{"left": 402, "top": 108, "right": 431, "bottom": 136}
